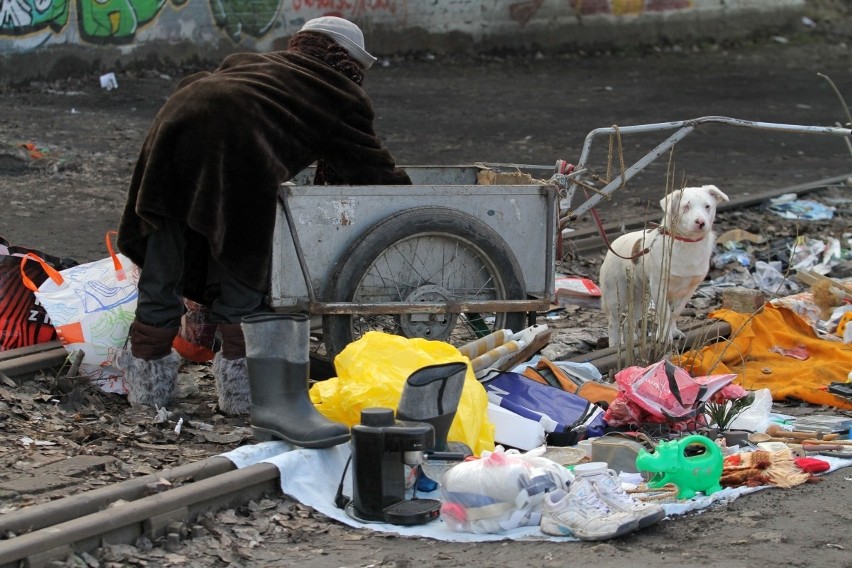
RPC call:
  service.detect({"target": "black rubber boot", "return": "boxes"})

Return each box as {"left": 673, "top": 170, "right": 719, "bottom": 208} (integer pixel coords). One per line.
{"left": 241, "top": 312, "right": 350, "bottom": 448}
{"left": 396, "top": 362, "right": 468, "bottom": 451}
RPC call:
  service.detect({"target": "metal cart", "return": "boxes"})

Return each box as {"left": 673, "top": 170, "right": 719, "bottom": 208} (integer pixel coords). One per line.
{"left": 270, "top": 164, "right": 559, "bottom": 358}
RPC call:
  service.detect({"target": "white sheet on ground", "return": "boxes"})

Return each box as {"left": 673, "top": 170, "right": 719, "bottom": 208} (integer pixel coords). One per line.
{"left": 219, "top": 441, "right": 850, "bottom": 542}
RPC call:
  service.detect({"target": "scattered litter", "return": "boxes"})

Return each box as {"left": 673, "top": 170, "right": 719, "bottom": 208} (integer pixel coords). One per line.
{"left": 767, "top": 196, "right": 835, "bottom": 220}
{"left": 769, "top": 344, "right": 809, "bottom": 360}
{"left": 554, "top": 276, "right": 601, "bottom": 308}
{"left": 19, "top": 142, "right": 44, "bottom": 159}
{"left": 753, "top": 260, "right": 800, "bottom": 296}
{"left": 18, "top": 436, "right": 57, "bottom": 447}
{"left": 154, "top": 406, "right": 171, "bottom": 423}
{"left": 790, "top": 236, "right": 843, "bottom": 275}
{"left": 100, "top": 72, "right": 118, "bottom": 90}
{"left": 716, "top": 228, "right": 766, "bottom": 246}
{"left": 714, "top": 250, "right": 753, "bottom": 268}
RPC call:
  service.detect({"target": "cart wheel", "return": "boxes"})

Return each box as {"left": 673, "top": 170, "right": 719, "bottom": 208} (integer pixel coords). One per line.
{"left": 323, "top": 206, "right": 527, "bottom": 360}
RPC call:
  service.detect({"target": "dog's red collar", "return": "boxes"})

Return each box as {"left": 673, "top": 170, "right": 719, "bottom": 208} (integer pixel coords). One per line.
{"left": 654, "top": 225, "right": 705, "bottom": 243}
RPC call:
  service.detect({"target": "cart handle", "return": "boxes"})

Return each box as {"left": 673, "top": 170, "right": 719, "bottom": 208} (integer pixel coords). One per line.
{"left": 563, "top": 116, "right": 852, "bottom": 223}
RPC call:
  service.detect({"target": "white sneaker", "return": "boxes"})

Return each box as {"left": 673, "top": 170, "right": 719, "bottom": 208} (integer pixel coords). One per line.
{"left": 589, "top": 468, "right": 666, "bottom": 529}
{"left": 540, "top": 478, "right": 638, "bottom": 540}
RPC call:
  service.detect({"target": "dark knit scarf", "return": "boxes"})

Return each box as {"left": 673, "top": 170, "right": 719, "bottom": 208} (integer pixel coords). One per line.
{"left": 289, "top": 31, "right": 364, "bottom": 86}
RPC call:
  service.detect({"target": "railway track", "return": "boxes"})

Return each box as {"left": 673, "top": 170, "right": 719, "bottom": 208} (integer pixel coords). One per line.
{"left": 0, "top": 456, "right": 280, "bottom": 568}
{"left": 0, "top": 173, "right": 846, "bottom": 567}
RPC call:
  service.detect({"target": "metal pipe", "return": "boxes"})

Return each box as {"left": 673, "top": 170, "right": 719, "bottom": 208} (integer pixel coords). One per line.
{"left": 562, "top": 172, "right": 852, "bottom": 256}
{"left": 563, "top": 320, "right": 732, "bottom": 376}
{"left": 280, "top": 186, "right": 318, "bottom": 304}
{"left": 567, "top": 125, "right": 696, "bottom": 220}
{"left": 564, "top": 116, "right": 852, "bottom": 219}
{"left": 543, "top": 184, "right": 557, "bottom": 304}
{"left": 309, "top": 298, "right": 549, "bottom": 315}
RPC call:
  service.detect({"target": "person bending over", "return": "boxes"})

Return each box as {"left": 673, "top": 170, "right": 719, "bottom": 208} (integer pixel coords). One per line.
{"left": 116, "top": 17, "right": 411, "bottom": 416}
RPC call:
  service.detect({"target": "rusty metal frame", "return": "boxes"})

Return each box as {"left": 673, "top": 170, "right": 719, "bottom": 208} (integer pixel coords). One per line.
{"left": 561, "top": 116, "right": 852, "bottom": 221}
{"left": 305, "top": 298, "right": 552, "bottom": 316}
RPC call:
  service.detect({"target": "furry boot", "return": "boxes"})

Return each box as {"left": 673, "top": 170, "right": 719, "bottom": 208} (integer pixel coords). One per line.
{"left": 213, "top": 323, "right": 250, "bottom": 415}
{"left": 116, "top": 320, "right": 181, "bottom": 409}
{"left": 212, "top": 353, "right": 251, "bottom": 415}
{"left": 116, "top": 349, "right": 181, "bottom": 409}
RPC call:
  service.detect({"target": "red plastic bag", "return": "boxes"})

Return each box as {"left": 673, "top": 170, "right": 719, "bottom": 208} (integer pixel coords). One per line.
{"left": 0, "top": 236, "right": 73, "bottom": 351}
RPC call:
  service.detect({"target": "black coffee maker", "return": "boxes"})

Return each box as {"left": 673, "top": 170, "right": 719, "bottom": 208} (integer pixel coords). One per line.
{"left": 347, "top": 407, "right": 441, "bottom": 525}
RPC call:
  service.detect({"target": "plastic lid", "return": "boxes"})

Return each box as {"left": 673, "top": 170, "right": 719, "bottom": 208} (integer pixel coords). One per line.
{"left": 360, "top": 407, "right": 395, "bottom": 427}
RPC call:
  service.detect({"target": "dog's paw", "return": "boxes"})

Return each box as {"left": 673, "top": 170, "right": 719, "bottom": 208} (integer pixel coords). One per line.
{"left": 671, "top": 328, "right": 686, "bottom": 341}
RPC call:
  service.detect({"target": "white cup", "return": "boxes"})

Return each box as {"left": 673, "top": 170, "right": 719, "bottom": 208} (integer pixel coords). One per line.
{"left": 577, "top": 439, "right": 593, "bottom": 459}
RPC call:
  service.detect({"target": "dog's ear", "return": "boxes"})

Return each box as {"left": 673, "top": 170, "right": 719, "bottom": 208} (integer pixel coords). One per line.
{"left": 705, "top": 185, "right": 729, "bottom": 203}
{"left": 660, "top": 189, "right": 683, "bottom": 217}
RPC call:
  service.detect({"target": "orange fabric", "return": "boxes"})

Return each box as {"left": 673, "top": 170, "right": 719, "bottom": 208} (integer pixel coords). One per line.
{"left": 523, "top": 358, "right": 619, "bottom": 404}
{"left": 172, "top": 334, "right": 215, "bottom": 363}
{"left": 522, "top": 366, "right": 564, "bottom": 389}
{"left": 576, "top": 381, "right": 619, "bottom": 406}
{"left": 55, "top": 322, "right": 85, "bottom": 345}
{"left": 676, "top": 304, "right": 852, "bottom": 410}
{"left": 537, "top": 358, "right": 578, "bottom": 389}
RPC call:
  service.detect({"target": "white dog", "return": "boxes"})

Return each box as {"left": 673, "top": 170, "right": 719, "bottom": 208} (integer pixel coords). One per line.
{"left": 599, "top": 185, "right": 729, "bottom": 348}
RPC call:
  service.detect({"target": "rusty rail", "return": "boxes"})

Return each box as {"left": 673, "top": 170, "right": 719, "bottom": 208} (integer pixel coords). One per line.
{"left": 0, "top": 341, "right": 67, "bottom": 379}
{"left": 0, "top": 460, "right": 279, "bottom": 568}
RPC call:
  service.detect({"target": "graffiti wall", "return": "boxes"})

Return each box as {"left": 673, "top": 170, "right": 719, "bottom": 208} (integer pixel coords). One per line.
{"left": 0, "top": 0, "right": 804, "bottom": 80}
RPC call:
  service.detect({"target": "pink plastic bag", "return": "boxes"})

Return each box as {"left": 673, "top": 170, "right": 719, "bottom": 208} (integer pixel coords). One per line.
{"left": 604, "top": 360, "right": 736, "bottom": 431}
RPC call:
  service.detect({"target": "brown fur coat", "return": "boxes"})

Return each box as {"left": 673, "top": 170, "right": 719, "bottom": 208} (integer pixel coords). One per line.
{"left": 117, "top": 50, "right": 411, "bottom": 300}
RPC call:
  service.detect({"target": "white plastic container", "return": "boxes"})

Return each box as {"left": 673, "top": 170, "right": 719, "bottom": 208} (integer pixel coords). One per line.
{"left": 486, "top": 403, "right": 546, "bottom": 451}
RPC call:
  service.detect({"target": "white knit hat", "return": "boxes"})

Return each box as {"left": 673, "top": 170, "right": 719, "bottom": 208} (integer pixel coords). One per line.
{"left": 299, "top": 16, "right": 377, "bottom": 70}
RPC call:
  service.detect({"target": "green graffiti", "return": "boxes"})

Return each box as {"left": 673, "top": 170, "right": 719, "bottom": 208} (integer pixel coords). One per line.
{"left": 78, "top": 0, "right": 166, "bottom": 42}
{"left": 210, "top": 0, "right": 281, "bottom": 42}
{"left": 1, "top": 0, "right": 69, "bottom": 33}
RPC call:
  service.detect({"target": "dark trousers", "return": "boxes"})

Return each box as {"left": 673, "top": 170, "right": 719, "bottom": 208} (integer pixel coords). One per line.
{"left": 135, "top": 219, "right": 266, "bottom": 328}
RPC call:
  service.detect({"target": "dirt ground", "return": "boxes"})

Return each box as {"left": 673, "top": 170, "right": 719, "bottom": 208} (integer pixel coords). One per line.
{"left": 2, "top": 1, "right": 852, "bottom": 566}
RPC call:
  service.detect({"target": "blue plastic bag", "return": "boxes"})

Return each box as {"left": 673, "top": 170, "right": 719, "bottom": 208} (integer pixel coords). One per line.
{"left": 481, "top": 371, "right": 607, "bottom": 442}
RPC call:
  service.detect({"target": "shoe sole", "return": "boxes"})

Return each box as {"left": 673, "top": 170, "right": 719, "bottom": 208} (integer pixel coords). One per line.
{"left": 635, "top": 508, "right": 666, "bottom": 529}
{"left": 252, "top": 426, "right": 351, "bottom": 448}
{"left": 541, "top": 517, "right": 639, "bottom": 540}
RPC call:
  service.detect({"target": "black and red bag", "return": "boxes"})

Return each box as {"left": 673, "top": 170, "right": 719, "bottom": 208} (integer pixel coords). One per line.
{"left": 0, "top": 236, "right": 76, "bottom": 351}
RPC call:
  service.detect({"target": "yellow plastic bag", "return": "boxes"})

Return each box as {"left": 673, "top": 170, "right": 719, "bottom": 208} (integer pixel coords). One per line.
{"left": 309, "top": 331, "right": 495, "bottom": 455}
